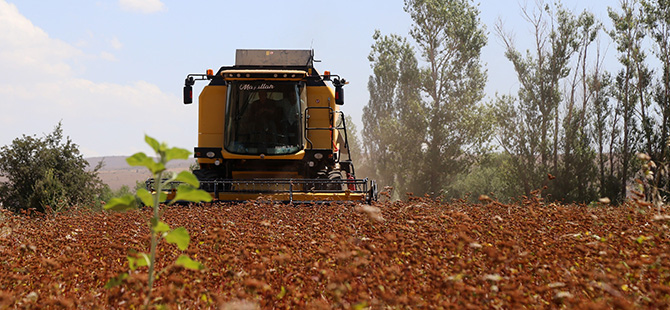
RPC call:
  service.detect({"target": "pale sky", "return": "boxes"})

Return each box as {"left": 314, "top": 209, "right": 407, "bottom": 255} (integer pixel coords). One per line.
{"left": 1, "top": 0, "right": 616, "bottom": 157}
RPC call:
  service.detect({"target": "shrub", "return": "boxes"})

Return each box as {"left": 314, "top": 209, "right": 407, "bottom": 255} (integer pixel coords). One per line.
{"left": 0, "top": 122, "right": 105, "bottom": 213}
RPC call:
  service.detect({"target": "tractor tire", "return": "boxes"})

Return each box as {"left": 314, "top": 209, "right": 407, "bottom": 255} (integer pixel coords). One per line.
{"left": 313, "top": 170, "right": 328, "bottom": 191}
{"left": 327, "top": 170, "right": 347, "bottom": 191}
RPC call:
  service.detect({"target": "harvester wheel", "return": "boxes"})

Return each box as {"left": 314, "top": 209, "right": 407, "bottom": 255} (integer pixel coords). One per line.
{"left": 313, "top": 171, "right": 328, "bottom": 190}
{"left": 327, "top": 170, "right": 346, "bottom": 191}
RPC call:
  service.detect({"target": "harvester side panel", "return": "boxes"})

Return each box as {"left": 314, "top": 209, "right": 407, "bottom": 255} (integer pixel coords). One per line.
{"left": 197, "top": 85, "right": 226, "bottom": 165}
{"left": 305, "top": 86, "right": 336, "bottom": 150}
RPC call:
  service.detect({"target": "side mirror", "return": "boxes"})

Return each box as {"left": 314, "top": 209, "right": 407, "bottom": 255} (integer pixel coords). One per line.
{"left": 183, "top": 84, "right": 193, "bottom": 104}
{"left": 335, "top": 85, "right": 344, "bottom": 105}
{"left": 183, "top": 76, "right": 194, "bottom": 104}
{"left": 333, "top": 78, "right": 345, "bottom": 105}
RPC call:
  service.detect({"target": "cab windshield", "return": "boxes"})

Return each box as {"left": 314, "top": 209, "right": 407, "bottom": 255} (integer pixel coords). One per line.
{"left": 225, "top": 81, "right": 302, "bottom": 155}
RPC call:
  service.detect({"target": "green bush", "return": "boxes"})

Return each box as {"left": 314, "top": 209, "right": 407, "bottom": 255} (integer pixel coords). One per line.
{"left": 445, "top": 152, "right": 517, "bottom": 203}
{"left": 29, "top": 169, "right": 70, "bottom": 213}
{"left": 0, "top": 122, "right": 105, "bottom": 213}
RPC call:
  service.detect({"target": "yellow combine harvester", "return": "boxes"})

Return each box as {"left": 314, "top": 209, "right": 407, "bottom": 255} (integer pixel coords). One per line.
{"left": 178, "top": 49, "right": 376, "bottom": 203}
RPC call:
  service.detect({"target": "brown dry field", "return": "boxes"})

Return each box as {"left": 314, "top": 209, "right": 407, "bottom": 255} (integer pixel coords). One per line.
{"left": 1, "top": 198, "right": 669, "bottom": 309}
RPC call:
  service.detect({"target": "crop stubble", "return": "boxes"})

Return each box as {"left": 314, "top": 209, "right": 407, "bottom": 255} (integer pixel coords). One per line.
{"left": 0, "top": 199, "right": 669, "bottom": 309}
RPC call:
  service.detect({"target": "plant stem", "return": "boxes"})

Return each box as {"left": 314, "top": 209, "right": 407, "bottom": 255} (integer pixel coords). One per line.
{"left": 144, "top": 171, "right": 163, "bottom": 308}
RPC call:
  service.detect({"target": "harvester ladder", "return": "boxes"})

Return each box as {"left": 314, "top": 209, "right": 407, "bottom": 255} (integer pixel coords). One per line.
{"left": 304, "top": 107, "right": 351, "bottom": 160}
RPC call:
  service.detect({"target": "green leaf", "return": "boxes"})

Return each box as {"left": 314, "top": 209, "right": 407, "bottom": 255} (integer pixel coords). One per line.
{"left": 145, "top": 135, "right": 161, "bottom": 153}
{"left": 175, "top": 255, "right": 204, "bottom": 270}
{"left": 172, "top": 185, "right": 213, "bottom": 203}
{"left": 152, "top": 219, "right": 170, "bottom": 233}
{"left": 104, "top": 194, "right": 137, "bottom": 211}
{"left": 158, "top": 191, "right": 168, "bottom": 203}
{"left": 127, "top": 253, "right": 149, "bottom": 271}
{"left": 144, "top": 179, "right": 169, "bottom": 203}
{"left": 165, "top": 147, "right": 191, "bottom": 162}
{"left": 127, "top": 255, "right": 138, "bottom": 271}
{"left": 126, "top": 152, "right": 165, "bottom": 174}
{"left": 105, "top": 273, "right": 128, "bottom": 289}
{"left": 160, "top": 171, "right": 176, "bottom": 184}
{"left": 276, "top": 286, "right": 286, "bottom": 299}
{"left": 165, "top": 227, "right": 190, "bottom": 250}
{"left": 126, "top": 152, "right": 152, "bottom": 166}
{"left": 174, "top": 171, "right": 200, "bottom": 188}
{"left": 136, "top": 188, "right": 154, "bottom": 207}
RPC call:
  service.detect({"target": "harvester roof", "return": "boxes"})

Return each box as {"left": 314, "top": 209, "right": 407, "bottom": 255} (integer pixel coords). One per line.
{"left": 210, "top": 49, "right": 324, "bottom": 86}
{"left": 235, "top": 49, "right": 314, "bottom": 68}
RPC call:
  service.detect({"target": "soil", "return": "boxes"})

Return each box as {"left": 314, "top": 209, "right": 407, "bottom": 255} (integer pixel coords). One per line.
{"left": 1, "top": 198, "right": 669, "bottom": 309}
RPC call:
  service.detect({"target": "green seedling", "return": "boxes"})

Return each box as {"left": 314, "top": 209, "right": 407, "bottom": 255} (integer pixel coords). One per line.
{"left": 104, "top": 135, "right": 212, "bottom": 308}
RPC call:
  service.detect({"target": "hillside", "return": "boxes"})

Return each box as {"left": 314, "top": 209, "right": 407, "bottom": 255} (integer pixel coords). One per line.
{"left": 86, "top": 156, "right": 193, "bottom": 190}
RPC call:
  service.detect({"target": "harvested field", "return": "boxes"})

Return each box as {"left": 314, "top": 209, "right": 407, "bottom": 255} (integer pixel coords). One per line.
{"left": 1, "top": 199, "right": 669, "bottom": 309}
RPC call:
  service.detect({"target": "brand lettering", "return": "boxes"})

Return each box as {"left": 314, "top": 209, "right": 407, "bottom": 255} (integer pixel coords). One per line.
{"left": 239, "top": 83, "right": 275, "bottom": 91}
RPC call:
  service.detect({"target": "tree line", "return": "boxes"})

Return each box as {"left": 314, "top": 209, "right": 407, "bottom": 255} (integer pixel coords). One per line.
{"left": 359, "top": 0, "right": 669, "bottom": 205}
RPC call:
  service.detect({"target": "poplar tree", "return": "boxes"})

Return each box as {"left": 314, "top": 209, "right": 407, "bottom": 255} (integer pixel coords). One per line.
{"left": 364, "top": 0, "right": 489, "bottom": 197}
{"left": 609, "top": 0, "right": 647, "bottom": 202}
{"left": 641, "top": 0, "right": 670, "bottom": 203}
{"left": 494, "top": 2, "right": 582, "bottom": 198}
{"left": 363, "top": 31, "right": 425, "bottom": 196}
{"left": 404, "top": 0, "right": 489, "bottom": 196}
{"left": 555, "top": 10, "right": 600, "bottom": 203}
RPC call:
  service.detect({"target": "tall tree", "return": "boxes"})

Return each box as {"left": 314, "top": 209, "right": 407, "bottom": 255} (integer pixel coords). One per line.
{"left": 589, "top": 57, "right": 621, "bottom": 200}
{"left": 404, "top": 0, "right": 488, "bottom": 195}
{"left": 641, "top": 0, "right": 670, "bottom": 202}
{"left": 363, "top": 31, "right": 425, "bottom": 196}
{"left": 609, "top": 0, "right": 647, "bottom": 202}
{"left": 494, "top": 2, "right": 583, "bottom": 198}
{"left": 554, "top": 10, "right": 601, "bottom": 203}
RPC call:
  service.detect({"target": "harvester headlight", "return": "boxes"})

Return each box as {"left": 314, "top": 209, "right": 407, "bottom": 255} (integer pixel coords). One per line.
{"left": 314, "top": 153, "right": 323, "bottom": 160}
{"left": 214, "top": 160, "right": 221, "bottom": 166}
{"left": 308, "top": 161, "right": 315, "bottom": 167}
{"left": 206, "top": 151, "right": 215, "bottom": 158}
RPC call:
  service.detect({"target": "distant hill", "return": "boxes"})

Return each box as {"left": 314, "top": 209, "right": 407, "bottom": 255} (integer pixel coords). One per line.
{"left": 86, "top": 156, "right": 193, "bottom": 190}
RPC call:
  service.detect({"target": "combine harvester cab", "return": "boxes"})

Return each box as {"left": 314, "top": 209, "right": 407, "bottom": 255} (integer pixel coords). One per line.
{"left": 180, "top": 49, "right": 377, "bottom": 203}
